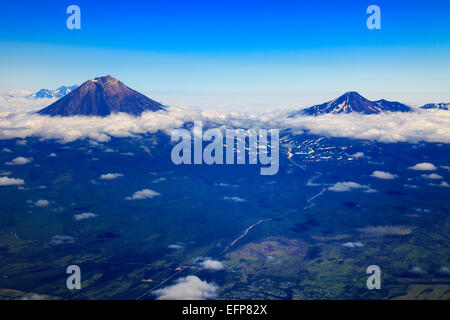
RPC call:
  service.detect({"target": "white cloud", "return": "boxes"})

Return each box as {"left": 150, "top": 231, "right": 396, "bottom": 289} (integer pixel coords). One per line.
{"left": 438, "top": 267, "right": 450, "bottom": 274}
{"left": 0, "top": 107, "right": 195, "bottom": 143}
{"left": 0, "top": 176, "right": 24, "bottom": 186}
{"left": 0, "top": 94, "right": 54, "bottom": 113}
{"left": 404, "top": 184, "right": 419, "bottom": 189}
{"left": 49, "top": 235, "right": 74, "bottom": 245}
{"left": 168, "top": 243, "right": 185, "bottom": 250}
{"left": 351, "top": 152, "right": 365, "bottom": 159}
{"left": 74, "top": 212, "right": 98, "bottom": 221}
{"left": 410, "top": 266, "right": 425, "bottom": 274}
{"left": 408, "top": 162, "right": 437, "bottom": 171}
{"left": 5, "top": 156, "right": 32, "bottom": 165}
{"left": 421, "top": 173, "right": 443, "bottom": 180}
{"left": 342, "top": 242, "right": 364, "bottom": 248}
{"left": 100, "top": 173, "right": 123, "bottom": 180}
{"left": 429, "top": 181, "right": 450, "bottom": 188}
{"left": 16, "top": 139, "right": 27, "bottom": 146}
{"left": 153, "top": 275, "right": 218, "bottom": 300}
{"left": 284, "top": 110, "right": 450, "bottom": 144}
{"left": 199, "top": 259, "right": 225, "bottom": 271}
{"left": 370, "top": 170, "right": 397, "bottom": 180}
{"left": 223, "top": 196, "right": 246, "bottom": 202}
{"left": 125, "top": 189, "right": 161, "bottom": 200}
{"left": 328, "top": 181, "right": 369, "bottom": 192}
{"left": 0, "top": 102, "right": 450, "bottom": 144}
{"left": 441, "top": 166, "right": 450, "bottom": 172}
{"left": 34, "top": 199, "right": 49, "bottom": 207}
{"left": 215, "top": 182, "right": 239, "bottom": 187}
{"left": 2, "top": 148, "right": 12, "bottom": 152}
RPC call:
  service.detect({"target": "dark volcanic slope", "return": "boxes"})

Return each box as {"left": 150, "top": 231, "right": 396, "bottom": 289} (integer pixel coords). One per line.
{"left": 291, "top": 91, "right": 413, "bottom": 116}
{"left": 38, "top": 76, "right": 165, "bottom": 117}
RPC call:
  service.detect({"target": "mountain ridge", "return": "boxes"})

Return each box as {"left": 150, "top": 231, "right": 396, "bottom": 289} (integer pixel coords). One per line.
{"left": 28, "top": 85, "right": 78, "bottom": 99}
{"left": 420, "top": 103, "right": 450, "bottom": 110}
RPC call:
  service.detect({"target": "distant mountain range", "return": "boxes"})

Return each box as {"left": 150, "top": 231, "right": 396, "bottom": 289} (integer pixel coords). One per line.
{"left": 28, "top": 85, "right": 78, "bottom": 99}
{"left": 38, "top": 76, "right": 165, "bottom": 117}
{"left": 420, "top": 103, "right": 450, "bottom": 111}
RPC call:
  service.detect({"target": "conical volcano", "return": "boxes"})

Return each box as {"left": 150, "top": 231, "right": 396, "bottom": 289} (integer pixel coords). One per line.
{"left": 291, "top": 91, "right": 412, "bottom": 116}
{"left": 38, "top": 76, "right": 165, "bottom": 117}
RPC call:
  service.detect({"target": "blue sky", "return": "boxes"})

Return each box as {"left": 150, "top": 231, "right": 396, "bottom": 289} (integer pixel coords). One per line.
{"left": 0, "top": 0, "right": 449, "bottom": 110}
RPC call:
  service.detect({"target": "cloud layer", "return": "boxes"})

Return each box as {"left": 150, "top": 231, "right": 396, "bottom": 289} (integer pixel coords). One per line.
{"left": 0, "top": 96, "right": 450, "bottom": 144}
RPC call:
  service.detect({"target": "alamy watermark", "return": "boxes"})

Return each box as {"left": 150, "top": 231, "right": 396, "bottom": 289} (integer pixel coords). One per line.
{"left": 366, "top": 265, "right": 381, "bottom": 290}
{"left": 170, "top": 121, "right": 279, "bottom": 175}
{"left": 66, "top": 265, "right": 81, "bottom": 290}
{"left": 366, "top": 5, "right": 381, "bottom": 30}
{"left": 66, "top": 5, "right": 81, "bottom": 30}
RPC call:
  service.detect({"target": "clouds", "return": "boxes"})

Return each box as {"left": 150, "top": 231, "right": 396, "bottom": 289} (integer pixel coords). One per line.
{"left": 351, "top": 152, "right": 365, "bottom": 159}
{"left": 328, "top": 181, "right": 369, "bottom": 192}
{"left": 438, "top": 267, "right": 450, "bottom": 275}
{"left": 74, "top": 212, "right": 98, "bottom": 221}
{"left": 100, "top": 173, "right": 123, "bottom": 180}
{"left": 223, "top": 196, "right": 246, "bottom": 202}
{"left": 168, "top": 243, "right": 185, "bottom": 250}
{"left": 49, "top": 235, "right": 75, "bottom": 245}
{"left": 34, "top": 199, "right": 49, "bottom": 207}
{"left": 342, "top": 242, "right": 364, "bottom": 248}
{"left": 284, "top": 110, "right": 450, "bottom": 144}
{"left": 370, "top": 170, "right": 397, "bottom": 180}
{"left": 410, "top": 266, "right": 426, "bottom": 275}
{"left": 421, "top": 173, "right": 443, "bottom": 180}
{"left": 125, "top": 189, "right": 161, "bottom": 200}
{"left": 153, "top": 275, "right": 218, "bottom": 300}
{"left": 429, "top": 181, "right": 449, "bottom": 188}
{"left": 199, "top": 259, "right": 225, "bottom": 271}
{"left": 5, "top": 156, "right": 33, "bottom": 165}
{"left": 0, "top": 102, "right": 450, "bottom": 145}
{"left": 408, "top": 162, "right": 437, "bottom": 171}
{"left": 0, "top": 176, "right": 24, "bottom": 186}
{"left": 0, "top": 93, "right": 55, "bottom": 113}
{"left": 0, "top": 107, "right": 197, "bottom": 143}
